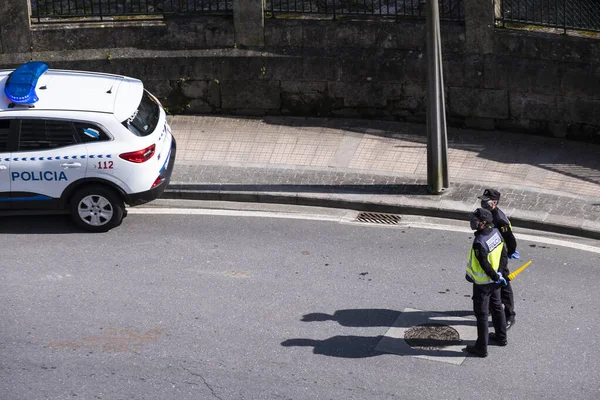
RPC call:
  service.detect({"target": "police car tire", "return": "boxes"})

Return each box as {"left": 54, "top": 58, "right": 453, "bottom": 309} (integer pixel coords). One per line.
{"left": 69, "top": 185, "right": 125, "bottom": 232}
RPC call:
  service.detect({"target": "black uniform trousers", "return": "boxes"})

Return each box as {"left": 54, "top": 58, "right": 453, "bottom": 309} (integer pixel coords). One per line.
{"left": 473, "top": 283, "right": 507, "bottom": 350}
{"left": 489, "top": 266, "right": 516, "bottom": 322}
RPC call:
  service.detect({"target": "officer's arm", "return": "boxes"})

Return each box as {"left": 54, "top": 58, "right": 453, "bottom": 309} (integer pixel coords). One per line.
{"left": 498, "top": 221, "right": 518, "bottom": 255}
{"left": 500, "top": 242, "right": 508, "bottom": 271}
{"left": 473, "top": 243, "right": 500, "bottom": 281}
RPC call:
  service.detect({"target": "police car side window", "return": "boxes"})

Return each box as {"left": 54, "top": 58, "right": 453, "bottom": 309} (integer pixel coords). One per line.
{"left": 74, "top": 122, "right": 110, "bottom": 143}
{"left": 0, "top": 119, "right": 9, "bottom": 152}
{"left": 18, "top": 119, "right": 77, "bottom": 151}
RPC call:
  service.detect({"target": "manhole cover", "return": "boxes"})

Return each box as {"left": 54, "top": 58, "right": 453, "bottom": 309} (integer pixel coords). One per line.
{"left": 356, "top": 212, "right": 401, "bottom": 225}
{"left": 404, "top": 323, "right": 461, "bottom": 350}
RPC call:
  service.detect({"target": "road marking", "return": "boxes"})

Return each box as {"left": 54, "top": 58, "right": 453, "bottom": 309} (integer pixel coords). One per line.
{"left": 128, "top": 207, "right": 345, "bottom": 222}
{"left": 375, "top": 308, "right": 477, "bottom": 365}
{"left": 129, "top": 208, "right": 600, "bottom": 254}
{"left": 42, "top": 273, "right": 72, "bottom": 281}
{"left": 83, "top": 337, "right": 157, "bottom": 341}
{"left": 48, "top": 328, "right": 166, "bottom": 353}
{"left": 395, "top": 220, "right": 600, "bottom": 255}
{"left": 225, "top": 270, "right": 251, "bottom": 278}
{"left": 512, "top": 233, "right": 600, "bottom": 255}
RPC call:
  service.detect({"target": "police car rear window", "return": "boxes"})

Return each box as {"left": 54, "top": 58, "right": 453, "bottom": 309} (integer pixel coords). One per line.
{"left": 122, "top": 91, "right": 160, "bottom": 137}
{"left": 74, "top": 122, "right": 110, "bottom": 143}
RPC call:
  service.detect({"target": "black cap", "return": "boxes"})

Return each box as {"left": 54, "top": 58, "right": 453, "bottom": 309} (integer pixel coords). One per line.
{"left": 472, "top": 208, "right": 494, "bottom": 223}
{"left": 478, "top": 188, "right": 501, "bottom": 201}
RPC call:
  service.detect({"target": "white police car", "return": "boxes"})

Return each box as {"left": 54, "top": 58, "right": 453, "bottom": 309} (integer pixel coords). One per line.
{"left": 0, "top": 62, "right": 176, "bottom": 232}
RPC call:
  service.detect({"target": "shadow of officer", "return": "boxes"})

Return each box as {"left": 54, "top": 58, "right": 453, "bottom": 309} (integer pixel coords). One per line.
{"left": 301, "top": 309, "right": 476, "bottom": 328}
{"left": 281, "top": 335, "right": 469, "bottom": 359}
{"left": 281, "top": 336, "right": 385, "bottom": 358}
{"left": 301, "top": 309, "right": 401, "bottom": 327}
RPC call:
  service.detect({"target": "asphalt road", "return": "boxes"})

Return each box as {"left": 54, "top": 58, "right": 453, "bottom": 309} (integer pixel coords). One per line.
{"left": 1, "top": 203, "right": 599, "bottom": 400}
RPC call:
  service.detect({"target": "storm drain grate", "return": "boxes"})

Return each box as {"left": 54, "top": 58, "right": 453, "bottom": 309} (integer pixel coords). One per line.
{"left": 356, "top": 212, "right": 402, "bottom": 225}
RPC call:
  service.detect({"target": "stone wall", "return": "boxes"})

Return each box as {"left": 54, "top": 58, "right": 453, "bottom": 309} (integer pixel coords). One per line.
{"left": 1, "top": 0, "right": 599, "bottom": 142}
{"left": 29, "top": 17, "right": 234, "bottom": 51}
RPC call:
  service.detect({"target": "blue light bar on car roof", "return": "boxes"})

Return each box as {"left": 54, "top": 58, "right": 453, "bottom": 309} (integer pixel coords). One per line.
{"left": 4, "top": 61, "right": 49, "bottom": 105}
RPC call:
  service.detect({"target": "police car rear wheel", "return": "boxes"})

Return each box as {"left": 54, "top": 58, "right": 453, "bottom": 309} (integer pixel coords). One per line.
{"left": 70, "top": 185, "right": 124, "bottom": 232}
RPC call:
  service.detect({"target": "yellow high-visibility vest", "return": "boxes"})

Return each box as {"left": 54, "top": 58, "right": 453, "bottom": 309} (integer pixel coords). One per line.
{"left": 466, "top": 228, "right": 504, "bottom": 284}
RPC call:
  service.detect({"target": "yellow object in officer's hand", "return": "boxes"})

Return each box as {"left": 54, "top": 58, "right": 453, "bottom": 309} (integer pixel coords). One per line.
{"left": 508, "top": 261, "right": 532, "bottom": 281}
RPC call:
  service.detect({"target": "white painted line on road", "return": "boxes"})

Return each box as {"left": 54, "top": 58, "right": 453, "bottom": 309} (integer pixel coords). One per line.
{"left": 512, "top": 233, "right": 600, "bottom": 255}
{"left": 397, "top": 220, "right": 600, "bottom": 254}
{"left": 129, "top": 208, "right": 600, "bottom": 254}
{"left": 128, "top": 207, "right": 345, "bottom": 222}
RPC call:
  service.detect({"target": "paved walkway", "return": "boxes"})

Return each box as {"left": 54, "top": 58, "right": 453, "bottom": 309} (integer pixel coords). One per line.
{"left": 164, "top": 115, "right": 600, "bottom": 239}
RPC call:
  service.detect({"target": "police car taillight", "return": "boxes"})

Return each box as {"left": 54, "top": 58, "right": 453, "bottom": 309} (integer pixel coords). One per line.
{"left": 119, "top": 144, "right": 155, "bottom": 163}
{"left": 151, "top": 176, "right": 165, "bottom": 188}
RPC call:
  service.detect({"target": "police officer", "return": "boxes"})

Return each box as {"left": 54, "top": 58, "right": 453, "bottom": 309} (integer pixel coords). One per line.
{"left": 464, "top": 208, "right": 508, "bottom": 358}
{"left": 478, "top": 188, "right": 518, "bottom": 329}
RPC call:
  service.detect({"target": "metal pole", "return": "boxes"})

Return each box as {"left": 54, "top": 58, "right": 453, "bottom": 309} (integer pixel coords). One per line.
{"left": 426, "top": 0, "right": 449, "bottom": 194}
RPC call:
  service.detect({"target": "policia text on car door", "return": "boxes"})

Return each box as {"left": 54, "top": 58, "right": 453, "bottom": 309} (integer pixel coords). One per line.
{"left": 10, "top": 119, "right": 88, "bottom": 209}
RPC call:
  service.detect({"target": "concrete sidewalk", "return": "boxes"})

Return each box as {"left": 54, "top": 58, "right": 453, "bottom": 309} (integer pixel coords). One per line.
{"left": 163, "top": 115, "right": 600, "bottom": 239}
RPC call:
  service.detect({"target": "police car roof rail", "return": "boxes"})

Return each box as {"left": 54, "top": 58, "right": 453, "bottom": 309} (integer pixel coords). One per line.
{"left": 7, "top": 102, "right": 36, "bottom": 109}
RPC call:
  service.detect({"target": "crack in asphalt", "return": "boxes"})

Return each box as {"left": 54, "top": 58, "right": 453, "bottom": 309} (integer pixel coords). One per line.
{"left": 181, "top": 364, "right": 223, "bottom": 400}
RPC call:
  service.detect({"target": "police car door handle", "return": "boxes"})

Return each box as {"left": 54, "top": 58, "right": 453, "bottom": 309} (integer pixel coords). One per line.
{"left": 60, "top": 162, "right": 82, "bottom": 169}
{"left": 0, "top": 165, "right": 6, "bottom": 170}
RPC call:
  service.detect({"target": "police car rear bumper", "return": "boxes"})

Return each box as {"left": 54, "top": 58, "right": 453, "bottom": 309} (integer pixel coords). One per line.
{"left": 125, "top": 138, "right": 177, "bottom": 206}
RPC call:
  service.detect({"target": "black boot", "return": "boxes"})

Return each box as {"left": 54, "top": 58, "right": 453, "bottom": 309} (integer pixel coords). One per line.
{"left": 488, "top": 333, "right": 508, "bottom": 346}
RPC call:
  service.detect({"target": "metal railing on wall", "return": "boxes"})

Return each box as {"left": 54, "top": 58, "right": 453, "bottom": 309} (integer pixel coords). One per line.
{"left": 265, "top": 0, "right": 464, "bottom": 21}
{"left": 495, "top": 0, "right": 600, "bottom": 33}
{"left": 30, "top": 0, "right": 233, "bottom": 24}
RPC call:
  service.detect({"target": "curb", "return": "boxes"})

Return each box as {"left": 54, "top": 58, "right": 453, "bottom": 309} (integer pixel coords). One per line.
{"left": 162, "top": 187, "right": 600, "bottom": 241}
